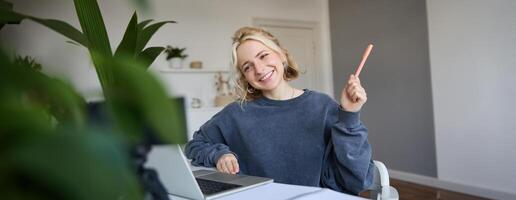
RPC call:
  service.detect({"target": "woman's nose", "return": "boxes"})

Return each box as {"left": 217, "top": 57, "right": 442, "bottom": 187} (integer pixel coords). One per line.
{"left": 254, "top": 62, "right": 266, "bottom": 75}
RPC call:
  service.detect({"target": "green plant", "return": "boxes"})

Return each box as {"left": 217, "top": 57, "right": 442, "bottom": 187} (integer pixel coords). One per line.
{"left": 0, "top": 0, "right": 188, "bottom": 198}
{"left": 165, "top": 45, "right": 188, "bottom": 60}
{"left": 14, "top": 55, "right": 42, "bottom": 71}
{"left": 0, "top": 49, "right": 142, "bottom": 199}
{"left": 1, "top": 0, "right": 186, "bottom": 143}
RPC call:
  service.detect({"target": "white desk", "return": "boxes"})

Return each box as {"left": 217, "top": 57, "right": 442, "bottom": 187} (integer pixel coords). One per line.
{"left": 169, "top": 181, "right": 365, "bottom": 200}
{"left": 168, "top": 165, "right": 366, "bottom": 200}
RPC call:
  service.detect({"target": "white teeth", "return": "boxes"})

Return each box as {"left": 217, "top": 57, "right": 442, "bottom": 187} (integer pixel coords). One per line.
{"left": 260, "top": 71, "right": 273, "bottom": 81}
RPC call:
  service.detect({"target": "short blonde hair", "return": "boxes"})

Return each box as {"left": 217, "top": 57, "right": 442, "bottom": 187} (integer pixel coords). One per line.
{"left": 231, "top": 26, "right": 300, "bottom": 103}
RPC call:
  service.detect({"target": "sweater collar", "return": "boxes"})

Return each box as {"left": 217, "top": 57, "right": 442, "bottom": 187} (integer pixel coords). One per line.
{"left": 254, "top": 89, "right": 311, "bottom": 106}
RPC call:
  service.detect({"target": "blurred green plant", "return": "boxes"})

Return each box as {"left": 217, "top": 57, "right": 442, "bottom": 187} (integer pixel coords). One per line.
{"left": 0, "top": 0, "right": 185, "bottom": 143}
{"left": 14, "top": 55, "right": 42, "bottom": 71}
{"left": 0, "top": 49, "right": 141, "bottom": 200}
{"left": 164, "top": 45, "right": 188, "bottom": 60}
{"left": 0, "top": 0, "right": 188, "bottom": 199}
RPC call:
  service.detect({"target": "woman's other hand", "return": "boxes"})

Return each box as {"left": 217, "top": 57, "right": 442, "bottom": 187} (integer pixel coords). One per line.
{"left": 216, "top": 153, "right": 239, "bottom": 174}
{"left": 340, "top": 74, "right": 367, "bottom": 112}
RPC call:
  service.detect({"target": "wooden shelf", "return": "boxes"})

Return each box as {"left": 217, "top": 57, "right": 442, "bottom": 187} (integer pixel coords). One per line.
{"left": 187, "top": 107, "right": 225, "bottom": 112}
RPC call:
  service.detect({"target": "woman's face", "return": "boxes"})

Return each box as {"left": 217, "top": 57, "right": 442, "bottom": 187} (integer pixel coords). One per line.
{"left": 236, "top": 40, "right": 286, "bottom": 92}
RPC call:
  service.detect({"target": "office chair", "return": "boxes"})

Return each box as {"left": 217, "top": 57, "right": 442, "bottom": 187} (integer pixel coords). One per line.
{"left": 366, "top": 161, "right": 399, "bottom": 200}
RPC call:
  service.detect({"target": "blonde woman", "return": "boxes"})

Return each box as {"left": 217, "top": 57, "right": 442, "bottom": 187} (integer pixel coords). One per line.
{"left": 185, "top": 27, "right": 373, "bottom": 194}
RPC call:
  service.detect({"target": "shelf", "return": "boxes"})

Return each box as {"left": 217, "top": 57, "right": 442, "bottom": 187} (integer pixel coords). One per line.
{"left": 187, "top": 107, "right": 225, "bottom": 112}
{"left": 159, "top": 68, "right": 230, "bottom": 73}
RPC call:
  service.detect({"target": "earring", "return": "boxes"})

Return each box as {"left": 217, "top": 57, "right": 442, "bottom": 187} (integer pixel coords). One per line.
{"left": 246, "top": 85, "right": 255, "bottom": 94}
{"left": 283, "top": 61, "right": 289, "bottom": 68}
{"left": 283, "top": 61, "right": 290, "bottom": 76}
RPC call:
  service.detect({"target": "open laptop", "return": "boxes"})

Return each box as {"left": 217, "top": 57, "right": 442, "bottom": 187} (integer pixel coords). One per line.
{"left": 146, "top": 144, "right": 273, "bottom": 200}
{"left": 86, "top": 97, "right": 272, "bottom": 199}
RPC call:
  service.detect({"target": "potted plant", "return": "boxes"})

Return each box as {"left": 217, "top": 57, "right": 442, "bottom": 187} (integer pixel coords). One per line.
{"left": 165, "top": 45, "right": 188, "bottom": 69}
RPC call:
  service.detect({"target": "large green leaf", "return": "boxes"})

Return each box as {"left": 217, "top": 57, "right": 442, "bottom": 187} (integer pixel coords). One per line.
{"left": 0, "top": 1, "right": 12, "bottom": 9}
{"left": 0, "top": 11, "right": 23, "bottom": 24}
{"left": 135, "top": 20, "right": 175, "bottom": 53}
{"left": 0, "top": 51, "right": 86, "bottom": 128}
{"left": 0, "top": 5, "right": 21, "bottom": 23}
{"left": 29, "top": 17, "right": 89, "bottom": 47}
{"left": 0, "top": 1, "right": 18, "bottom": 29}
{"left": 136, "top": 46, "right": 164, "bottom": 69}
{"left": 31, "top": 74, "right": 87, "bottom": 128}
{"left": 4, "top": 131, "right": 142, "bottom": 200}
{"left": 73, "top": 0, "right": 113, "bottom": 88}
{"left": 0, "top": 105, "right": 54, "bottom": 138}
{"left": 0, "top": 10, "right": 89, "bottom": 47}
{"left": 73, "top": 0, "right": 111, "bottom": 57}
{"left": 114, "top": 12, "right": 138, "bottom": 58}
{"left": 100, "top": 55, "right": 187, "bottom": 144}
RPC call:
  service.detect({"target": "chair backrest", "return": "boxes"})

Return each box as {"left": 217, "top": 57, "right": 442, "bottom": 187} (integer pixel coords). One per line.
{"left": 367, "top": 161, "right": 399, "bottom": 200}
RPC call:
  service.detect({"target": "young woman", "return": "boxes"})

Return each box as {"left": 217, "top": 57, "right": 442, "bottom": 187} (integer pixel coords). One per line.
{"left": 185, "top": 27, "right": 373, "bottom": 194}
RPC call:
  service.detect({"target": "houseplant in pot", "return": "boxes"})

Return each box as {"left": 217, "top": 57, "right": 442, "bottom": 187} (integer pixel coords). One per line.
{"left": 165, "top": 45, "right": 187, "bottom": 69}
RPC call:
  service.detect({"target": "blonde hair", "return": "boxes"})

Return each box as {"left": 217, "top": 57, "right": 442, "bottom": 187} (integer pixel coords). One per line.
{"left": 231, "top": 26, "right": 300, "bottom": 103}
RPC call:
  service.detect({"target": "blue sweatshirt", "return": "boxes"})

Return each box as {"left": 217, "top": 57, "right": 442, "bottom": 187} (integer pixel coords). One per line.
{"left": 184, "top": 89, "right": 374, "bottom": 194}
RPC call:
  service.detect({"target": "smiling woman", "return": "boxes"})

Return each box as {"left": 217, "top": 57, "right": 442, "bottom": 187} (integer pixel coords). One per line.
{"left": 231, "top": 27, "right": 301, "bottom": 102}
{"left": 184, "top": 26, "right": 374, "bottom": 195}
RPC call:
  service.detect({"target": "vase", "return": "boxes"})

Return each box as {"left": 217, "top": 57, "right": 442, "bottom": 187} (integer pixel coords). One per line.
{"left": 168, "top": 58, "right": 183, "bottom": 69}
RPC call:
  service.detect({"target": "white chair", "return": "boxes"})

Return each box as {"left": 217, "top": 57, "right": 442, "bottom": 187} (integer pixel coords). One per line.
{"left": 366, "top": 161, "right": 399, "bottom": 200}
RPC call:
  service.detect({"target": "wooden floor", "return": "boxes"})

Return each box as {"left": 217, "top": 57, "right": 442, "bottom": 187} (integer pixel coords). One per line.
{"left": 360, "top": 179, "right": 490, "bottom": 200}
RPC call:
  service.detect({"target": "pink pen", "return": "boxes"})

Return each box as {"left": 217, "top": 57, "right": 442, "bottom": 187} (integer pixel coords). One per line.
{"left": 354, "top": 43, "right": 374, "bottom": 77}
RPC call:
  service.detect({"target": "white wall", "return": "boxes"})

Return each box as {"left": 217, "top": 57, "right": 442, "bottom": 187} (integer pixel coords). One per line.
{"left": 427, "top": 0, "right": 516, "bottom": 195}
{"left": 0, "top": 0, "right": 333, "bottom": 106}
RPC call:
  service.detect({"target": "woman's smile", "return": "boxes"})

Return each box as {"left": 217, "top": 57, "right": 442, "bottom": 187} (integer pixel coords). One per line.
{"left": 259, "top": 69, "right": 275, "bottom": 82}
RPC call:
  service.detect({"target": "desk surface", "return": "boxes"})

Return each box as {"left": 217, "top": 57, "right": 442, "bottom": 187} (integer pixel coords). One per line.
{"left": 169, "top": 181, "right": 365, "bottom": 200}
{"left": 167, "top": 165, "right": 366, "bottom": 200}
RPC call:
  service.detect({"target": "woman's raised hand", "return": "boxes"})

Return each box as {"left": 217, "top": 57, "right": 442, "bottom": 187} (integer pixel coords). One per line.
{"left": 340, "top": 74, "right": 367, "bottom": 112}
{"left": 216, "top": 153, "right": 240, "bottom": 174}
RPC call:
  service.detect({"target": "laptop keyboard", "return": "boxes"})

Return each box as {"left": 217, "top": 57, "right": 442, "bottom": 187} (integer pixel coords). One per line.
{"left": 195, "top": 178, "right": 241, "bottom": 195}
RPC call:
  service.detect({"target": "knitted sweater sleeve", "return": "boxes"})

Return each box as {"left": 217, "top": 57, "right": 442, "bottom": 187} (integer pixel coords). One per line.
{"left": 320, "top": 108, "right": 375, "bottom": 195}
{"left": 184, "top": 112, "right": 234, "bottom": 167}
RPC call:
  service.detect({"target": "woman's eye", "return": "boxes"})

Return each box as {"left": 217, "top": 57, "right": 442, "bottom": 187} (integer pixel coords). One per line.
{"left": 260, "top": 53, "right": 269, "bottom": 59}
{"left": 243, "top": 65, "right": 250, "bottom": 72}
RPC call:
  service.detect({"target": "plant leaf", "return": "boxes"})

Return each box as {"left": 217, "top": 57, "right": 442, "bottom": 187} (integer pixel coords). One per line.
{"left": 0, "top": 7, "right": 89, "bottom": 47}
{"left": 0, "top": 1, "right": 13, "bottom": 9}
{"left": 28, "top": 17, "right": 89, "bottom": 47}
{"left": 73, "top": 0, "right": 114, "bottom": 89}
{"left": 0, "top": 5, "right": 23, "bottom": 25}
{"left": 136, "top": 46, "right": 164, "bottom": 69}
{"left": 135, "top": 20, "right": 175, "bottom": 53}
{"left": 114, "top": 12, "right": 138, "bottom": 58}
{"left": 66, "top": 40, "right": 81, "bottom": 46}
{"left": 0, "top": 1, "right": 19, "bottom": 30}
{"left": 1, "top": 51, "right": 87, "bottom": 128}
{"left": 136, "top": 19, "right": 153, "bottom": 30}
{"left": 9, "top": 131, "right": 142, "bottom": 199}
{"left": 102, "top": 55, "right": 187, "bottom": 144}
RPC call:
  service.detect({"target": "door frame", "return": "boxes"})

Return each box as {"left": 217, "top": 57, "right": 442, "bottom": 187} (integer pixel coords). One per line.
{"left": 253, "top": 18, "right": 330, "bottom": 94}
